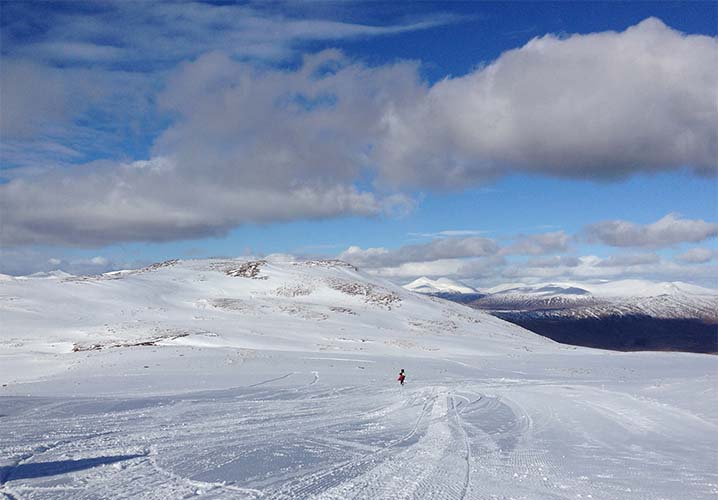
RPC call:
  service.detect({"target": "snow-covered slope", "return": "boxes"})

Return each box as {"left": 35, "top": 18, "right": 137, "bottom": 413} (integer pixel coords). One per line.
{"left": 1, "top": 260, "right": 716, "bottom": 499}
{"left": 407, "top": 278, "right": 718, "bottom": 321}
{"left": 473, "top": 280, "right": 718, "bottom": 321}
{"left": 0, "top": 259, "right": 550, "bottom": 379}
{"left": 403, "top": 276, "right": 478, "bottom": 295}
{"left": 483, "top": 279, "right": 717, "bottom": 298}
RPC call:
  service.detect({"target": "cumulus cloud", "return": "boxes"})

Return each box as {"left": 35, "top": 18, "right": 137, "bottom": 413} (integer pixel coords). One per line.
{"left": 339, "top": 236, "right": 499, "bottom": 268}
{"left": 376, "top": 18, "right": 717, "bottom": 187}
{"left": 2, "top": 17, "right": 716, "bottom": 249}
{"left": 1, "top": 53, "right": 417, "bottom": 246}
{"left": 596, "top": 253, "right": 661, "bottom": 267}
{"left": 525, "top": 256, "right": 581, "bottom": 268}
{"left": 371, "top": 259, "right": 479, "bottom": 278}
{"left": 1, "top": 2, "right": 452, "bottom": 169}
{"left": 343, "top": 240, "right": 716, "bottom": 288}
{"left": 1, "top": 158, "right": 407, "bottom": 247}
{"left": 483, "top": 255, "right": 718, "bottom": 287}
{"left": 585, "top": 213, "right": 718, "bottom": 248}
{"left": 153, "top": 50, "right": 422, "bottom": 189}
{"left": 675, "top": 247, "right": 715, "bottom": 264}
{"left": 503, "top": 231, "right": 571, "bottom": 255}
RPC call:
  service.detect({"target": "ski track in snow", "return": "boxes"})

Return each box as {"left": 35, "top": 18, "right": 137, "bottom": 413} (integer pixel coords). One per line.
{"left": 1, "top": 375, "right": 716, "bottom": 500}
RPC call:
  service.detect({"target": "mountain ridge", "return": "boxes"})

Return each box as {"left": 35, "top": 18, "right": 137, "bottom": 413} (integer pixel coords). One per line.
{"left": 403, "top": 276, "right": 718, "bottom": 353}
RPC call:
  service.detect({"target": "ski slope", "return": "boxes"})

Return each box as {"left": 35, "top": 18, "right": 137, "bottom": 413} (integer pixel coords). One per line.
{"left": 1, "top": 259, "right": 716, "bottom": 499}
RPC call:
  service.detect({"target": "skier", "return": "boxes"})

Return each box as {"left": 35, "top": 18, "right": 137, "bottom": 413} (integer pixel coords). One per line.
{"left": 397, "top": 368, "right": 406, "bottom": 385}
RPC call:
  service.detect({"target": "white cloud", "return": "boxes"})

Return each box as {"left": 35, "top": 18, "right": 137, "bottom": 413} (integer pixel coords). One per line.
{"left": 1, "top": 2, "right": 454, "bottom": 169}
{"left": 596, "top": 253, "right": 661, "bottom": 267}
{"left": 585, "top": 213, "right": 718, "bottom": 248}
{"left": 525, "top": 256, "right": 581, "bottom": 268}
{"left": 339, "top": 236, "right": 499, "bottom": 268}
{"left": 90, "top": 256, "right": 109, "bottom": 266}
{"left": 375, "top": 18, "right": 717, "bottom": 187}
{"left": 349, "top": 242, "right": 717, "bottom": 289}
{"left": 2, "top": 16, "right": 716, "bottom": 251}
{"left": 1, "top": 53, "right": 417, "bottom": 247}
{"left": 1, "top": 157, "right": 405, "bottom": 246}
{"left": 371, "top": 259, "right": 476, "bottom": 278}
{"left": 3, "top": 3, "right": 457, "bottom": 67}
{"left": 0, "top": 60, "right": 69, "bottom": 139}
{"left": 0, "top": 59, "right": 161, "bottom": 172}
{"left": 408, "top": 229, "right": 488, "bottom": 238}
{"left": 503, "top": 231, "right": 570, "bottom": 255}
{"left": 490, "top": 255, "right": 718, "bottom": 287}
{"left": 675, "top": 247, "right": 715, "bottom": 264}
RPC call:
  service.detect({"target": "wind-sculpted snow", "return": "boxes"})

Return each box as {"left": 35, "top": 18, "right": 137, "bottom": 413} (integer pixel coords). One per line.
{"left": 1, "top": 259, "right": 716, "bottom": 498}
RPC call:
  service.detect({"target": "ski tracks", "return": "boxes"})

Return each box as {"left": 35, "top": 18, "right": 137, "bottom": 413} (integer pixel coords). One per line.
{"left": 266, "top": 389, "right": 436, "bottom": 499}
{"left": 282, "top": 387, "right": 473, "bottom": 500}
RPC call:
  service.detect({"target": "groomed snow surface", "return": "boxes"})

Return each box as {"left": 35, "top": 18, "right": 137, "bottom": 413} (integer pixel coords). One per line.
{"left": 1, "top": 259, "right": 716, "bottom": 499}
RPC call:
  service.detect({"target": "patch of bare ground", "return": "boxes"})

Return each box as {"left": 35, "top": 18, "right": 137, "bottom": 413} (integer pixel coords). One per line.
{"left": 295, "top": 260, "right": 358, "bottom": 271}
{"left": 72, "top": 331, "right": 190, "bottom": 352}
{"left": 330, "top": 306, "right": 357, "bottom": 315}
{"left": 223, "top": 260, "right": 268, "bottom": 279}
{"left": 409, "top": 319, "right": 460, "bottom": 335}
{"left": 328, "top": 279, "right": 401, "bottom": 309}
{"left": 278, "top": 305, "right": 329, "bottom": 321}
{"left": 275, "top": 284, "right": 313, "bottom": 297}
{"left": 210, "top": 298, "right": 264, "bottom": 315}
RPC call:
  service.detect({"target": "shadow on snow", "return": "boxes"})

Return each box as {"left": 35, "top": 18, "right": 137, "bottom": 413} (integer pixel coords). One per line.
{"left": 0, "top": 454, "right": 145, "bottom": 484}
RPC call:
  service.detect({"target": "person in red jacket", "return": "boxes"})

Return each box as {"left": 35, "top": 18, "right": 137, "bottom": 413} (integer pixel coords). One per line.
{"left": 397, "top": 369, "right": 406, "bottom": 385}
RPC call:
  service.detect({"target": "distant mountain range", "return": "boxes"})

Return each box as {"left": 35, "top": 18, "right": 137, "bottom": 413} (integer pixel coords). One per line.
{"left": 403, "top": 277, "right": 718, "bottom": 353}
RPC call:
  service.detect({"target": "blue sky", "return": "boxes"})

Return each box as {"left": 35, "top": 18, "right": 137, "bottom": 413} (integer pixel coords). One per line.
{"left": 1, "top": 1, "right": 716, "bottom": 287}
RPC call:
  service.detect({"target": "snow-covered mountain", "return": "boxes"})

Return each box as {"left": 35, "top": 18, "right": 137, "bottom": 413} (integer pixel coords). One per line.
{"left": 404, "top": 277, "right": 718, "bottom": 353}
{"left": 482, "top": 279, "right": 716, "bottom": 298}
{"left": 403, "top": 276, "right": 478, "bottom": 295}
{"left": 2, "top": 260, "right": 717, "bottom": 499}
{"left": 406, "top": 278, "right": 718, "bottom": 321}
{"left": 472, "top": 280, "right": 718, "bottom": 321}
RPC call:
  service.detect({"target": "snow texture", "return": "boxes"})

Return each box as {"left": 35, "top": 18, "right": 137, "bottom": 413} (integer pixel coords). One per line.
{"left": 1, "top": 259, "right": 716, "bottom": 499}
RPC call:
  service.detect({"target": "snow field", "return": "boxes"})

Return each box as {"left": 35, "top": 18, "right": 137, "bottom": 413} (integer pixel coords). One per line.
{"left": 1, "top": 259, "right": 716, "bottom": 499}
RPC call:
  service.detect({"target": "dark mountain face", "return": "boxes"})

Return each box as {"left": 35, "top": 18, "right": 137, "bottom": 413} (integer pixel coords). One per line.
{"left": 425, "top": 291, "right": 718, "bottom": 354}
{"left": 430, "top": 292, "right": 486, "bottom": 304}
{"left": 493, "top": 313, "right": 718, "bottom": 354}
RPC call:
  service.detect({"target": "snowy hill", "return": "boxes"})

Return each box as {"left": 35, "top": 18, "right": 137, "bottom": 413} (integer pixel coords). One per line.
{"left": 1, "top": 259, "right": 717, "bottom": 499}
{"left": 403, "top": 276, "right": 478, "bottom": 295}
{"left": 1, "top": 259, "right": 549, "bottom": 367}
